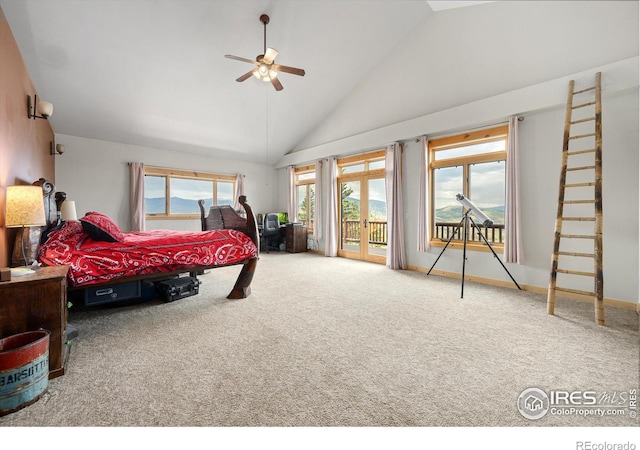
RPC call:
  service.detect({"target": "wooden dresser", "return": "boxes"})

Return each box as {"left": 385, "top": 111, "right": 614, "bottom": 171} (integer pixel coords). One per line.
{"left": 0, "top": 265, "right": 70, "bottom": 379}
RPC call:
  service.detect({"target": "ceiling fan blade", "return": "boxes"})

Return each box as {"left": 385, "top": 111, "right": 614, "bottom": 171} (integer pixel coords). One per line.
{"left": 225, "top": 54, "right": 258, "bottom": 65}
{"left": 273, "top": 64, "right": 305, "bottom": 77}
{"left": 271, "top": 76, "right": 284, "bottom": 91}
{"left": 236, "top": 69, "right": 257, "bottom": 82}
{"left": 263, "top": 47, "right": 278, "bottom": 65}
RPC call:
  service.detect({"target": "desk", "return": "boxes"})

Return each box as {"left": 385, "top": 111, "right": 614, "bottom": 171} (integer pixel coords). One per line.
{"left": 259, "top": 223, "right": 308, "bottom": 253}
{"left": 285, "top": 225, "right": 308, "bottom": 253}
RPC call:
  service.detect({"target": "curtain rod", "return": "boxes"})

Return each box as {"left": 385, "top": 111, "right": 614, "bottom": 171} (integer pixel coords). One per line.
{"left": 411, "top": 117, "right": 523, "bottom": 143}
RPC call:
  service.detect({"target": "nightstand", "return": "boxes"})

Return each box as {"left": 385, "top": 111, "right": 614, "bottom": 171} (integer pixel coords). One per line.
{"left": 0, "top": 265, "right": 70, "bottom": 379}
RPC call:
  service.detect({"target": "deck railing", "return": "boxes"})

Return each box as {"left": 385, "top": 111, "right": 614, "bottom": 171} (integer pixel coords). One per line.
{"left": 434, "top": 221, "right": 505, "bottom": 244}
{"left": 342, "top": 219, "right": 388, "bottom": 245}
{"left": 340, "top": 220, "right": 504, "bottom": 246}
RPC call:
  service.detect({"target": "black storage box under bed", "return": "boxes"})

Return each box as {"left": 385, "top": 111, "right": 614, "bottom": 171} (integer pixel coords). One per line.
{"left": 83, "top": 281, "right": 141, "bottom": 306}
{"left": 155, "top": 276, "right": 201, "bottom": 302}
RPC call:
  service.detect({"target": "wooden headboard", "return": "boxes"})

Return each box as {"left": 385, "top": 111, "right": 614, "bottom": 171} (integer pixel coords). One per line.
{"left": 32, "top": 178, "right": 68, "bottom": 244}
{"left": 32, "top": 178, "right": 57, "bottom": 228}
{"left": 198, "top": 196, "right": 259, "bottom": 249}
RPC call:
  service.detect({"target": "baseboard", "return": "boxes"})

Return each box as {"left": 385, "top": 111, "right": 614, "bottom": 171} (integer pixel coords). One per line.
{"left": 407, "top": 264, "right": 638, "bottom": 311}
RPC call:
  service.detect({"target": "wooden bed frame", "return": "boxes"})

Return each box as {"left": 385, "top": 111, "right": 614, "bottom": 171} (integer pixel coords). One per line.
{"left": 196, "top": 195, "right": 259, "bottom": 299}
{"left": 43, "top": 185, "right": 259, "bottom": 300}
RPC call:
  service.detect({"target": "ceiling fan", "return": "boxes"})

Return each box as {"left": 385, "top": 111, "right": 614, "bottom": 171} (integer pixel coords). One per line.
{"left": 225, "top": 14, "right": 305, "bottom": 91}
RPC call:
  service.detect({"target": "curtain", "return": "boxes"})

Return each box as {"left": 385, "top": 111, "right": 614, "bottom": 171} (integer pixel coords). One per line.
{"left": 385, "top": 142, "right": 407, "bottom": 269}
{"left": 233, "top": 173, "right": 245, "bottom": 216}
{"left": 129, "top": 162, "right": 145, "bottom": 231}
{"left": 417, "top": 136, "right": 431, "bottom": 252}
{"left": 313, "top": 160, "right": 323, "bottom": 241}
{"left": 287, "top": 166, "right": 296, "bottom": 223}
{"left": 504, "top": 115, "right": 524, "bottom": 263}
{"left": 324, "top": 157, "right": 338, "bottom": 257}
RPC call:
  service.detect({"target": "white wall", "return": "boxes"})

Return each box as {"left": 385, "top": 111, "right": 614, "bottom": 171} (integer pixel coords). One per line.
{"left": 53, "top": 134, "right": 279, "bottom": 231}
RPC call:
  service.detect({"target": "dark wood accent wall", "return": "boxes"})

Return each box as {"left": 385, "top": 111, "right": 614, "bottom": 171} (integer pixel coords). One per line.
{"left": 0, "top": 6, "right": 55, "bottom": 267}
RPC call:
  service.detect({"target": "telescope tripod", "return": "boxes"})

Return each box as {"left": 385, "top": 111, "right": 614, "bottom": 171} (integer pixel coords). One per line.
{"left": 427, "top": 212, "right": 521, "bottom": 298}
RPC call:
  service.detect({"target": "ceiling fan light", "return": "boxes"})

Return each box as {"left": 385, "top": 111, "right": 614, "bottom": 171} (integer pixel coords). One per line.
{"left": 253, "top": 64, "right": 277, "bottom": 82}
{"left": 253, "top": 63, "right": 270, "bottom": 81}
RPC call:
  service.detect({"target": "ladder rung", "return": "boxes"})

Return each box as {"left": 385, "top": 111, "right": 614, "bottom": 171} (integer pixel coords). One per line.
{"left": 566, "top": 165, "right": 595, "bottom": 172}
{"left": 572, "top": 101, "right": 596, "bottom": 109}
{"left": 562, "top": 200, "right": 595, "bottom": 204}
{"left": 558, "top": 251, "right": 595, "bottom": 258}
{"left": 562, "top": 216, "right": 595, "bottom": 221}
{"left": 557, "top": 268, "right": 596, "bottom": 277}
{"left": 570, "top": 117, "right": 596, "bottom": 124}
{"left": 569, "top": 133, "right": 596, "bottom": 140}
{"left": 554, "top": 287, "right": 597, "bottom": 297}
{"left": 567, "top": 149, "right": 596, "bottom": 156}
{"left": 565, "top": 182, "right": 595, "bottom": 188}
{"left": 573, "top": 86, "right": 596, "bottom": 95}
{"left": 559, "top": 234, "right": 596, "bottom": 239}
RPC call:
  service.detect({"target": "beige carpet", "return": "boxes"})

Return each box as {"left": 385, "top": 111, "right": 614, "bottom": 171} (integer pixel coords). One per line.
{"left": 1, "top": 252, "right": 638, "bottom": 428}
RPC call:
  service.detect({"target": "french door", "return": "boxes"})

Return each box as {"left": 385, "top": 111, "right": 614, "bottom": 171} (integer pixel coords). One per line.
{"left": 338, "top": 175, "right": 387, "bottom": 263}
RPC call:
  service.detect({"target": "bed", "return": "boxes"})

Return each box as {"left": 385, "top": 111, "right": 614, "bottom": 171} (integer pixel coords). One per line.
{"left": 37, "top": 192, "right": 259, "bottom": 302}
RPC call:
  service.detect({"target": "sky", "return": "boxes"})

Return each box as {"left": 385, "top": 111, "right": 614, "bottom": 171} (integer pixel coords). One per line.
{"left": 435, "top": 160, "right": 506, "bottom": 209}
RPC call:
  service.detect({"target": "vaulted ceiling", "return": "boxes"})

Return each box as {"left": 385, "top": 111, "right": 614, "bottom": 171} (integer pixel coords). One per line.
{"left": 1, "top": 1, "right": 492, "bottom": 164}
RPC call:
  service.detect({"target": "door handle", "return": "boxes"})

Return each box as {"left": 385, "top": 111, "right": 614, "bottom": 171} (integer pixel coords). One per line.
{"left": 363, "top": 218, "right": 367, "bottom": 228}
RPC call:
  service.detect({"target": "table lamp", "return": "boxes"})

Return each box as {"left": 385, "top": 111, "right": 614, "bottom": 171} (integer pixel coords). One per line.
{"left": 60, "top": 200, "right": 78, "bottom": 222}
{"left": 5, "top": 185, "right": 46, "bottom": 273}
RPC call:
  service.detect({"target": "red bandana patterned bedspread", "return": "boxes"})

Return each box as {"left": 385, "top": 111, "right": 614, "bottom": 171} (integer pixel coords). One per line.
{"left": 38, "top": 221, "right": 258, "bottom": 287}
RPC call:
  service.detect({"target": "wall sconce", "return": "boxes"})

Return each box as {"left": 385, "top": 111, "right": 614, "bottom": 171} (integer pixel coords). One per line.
{"left": 27, "top": 94, "right": 53, "bottom": 120}
{"left": 50, "top": 141, "right": 65, "bottom": 155}
{"left": 4, "top": 185, "right": 47, "bottom": 272}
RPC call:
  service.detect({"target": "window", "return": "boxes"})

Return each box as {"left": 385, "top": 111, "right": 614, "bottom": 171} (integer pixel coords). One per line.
{"left": 295, "top": 165, "right": 315, "bottom": 232}
{"left": 144, "top": 167, "right": 236, "bottom": 219}
{"left": 429, "top": 125, "right": 508, "bottom": 249}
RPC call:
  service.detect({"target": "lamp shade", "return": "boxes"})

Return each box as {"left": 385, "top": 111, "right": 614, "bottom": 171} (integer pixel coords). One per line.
{"left": 38, "top": 100, "right": 53, "bottom": 117}
{"left": 60, "top": 200, "right": 78, "bottom": 221}
{"left": 5, "top": 185, "right": 46, "bottom": 227}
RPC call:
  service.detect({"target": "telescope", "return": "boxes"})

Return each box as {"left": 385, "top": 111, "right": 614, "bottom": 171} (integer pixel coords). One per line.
{"left": 456, "top": 193, "right": 493, "bottom": 227}
{"left": 428, "top": 193, "right": 520, "bottom": 298}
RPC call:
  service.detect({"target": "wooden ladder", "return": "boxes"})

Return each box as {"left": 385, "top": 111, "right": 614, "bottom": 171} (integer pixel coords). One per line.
{"left": 547, "top": 72, "right": 604, "bottom": 325}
